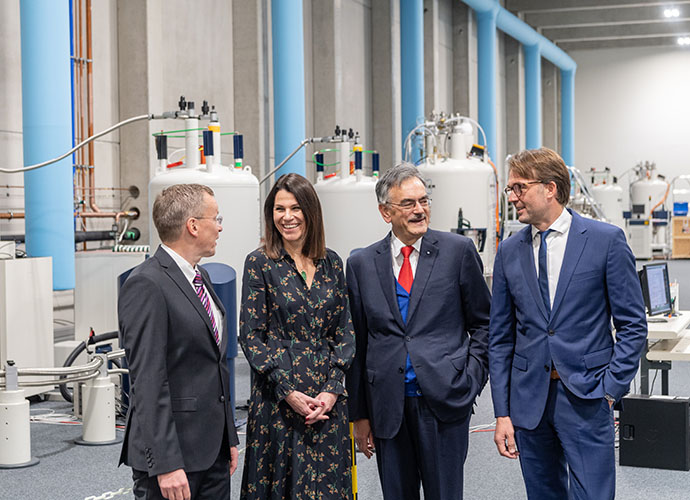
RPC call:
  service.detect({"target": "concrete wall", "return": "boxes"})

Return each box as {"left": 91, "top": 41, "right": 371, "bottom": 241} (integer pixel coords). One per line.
{"left": 1, "top": 0, "right": 565, "bottom": 245}
{"left": 572, "top": 46, "right": 690, "bottom": 192}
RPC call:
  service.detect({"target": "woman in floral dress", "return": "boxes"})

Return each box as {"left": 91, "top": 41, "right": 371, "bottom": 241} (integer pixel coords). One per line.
{"left": 239, "top": 173, "right": 356, "bottom": 499}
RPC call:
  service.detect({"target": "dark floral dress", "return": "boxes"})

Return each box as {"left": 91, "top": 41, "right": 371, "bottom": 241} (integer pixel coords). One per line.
{"left": 239, "top": 247, "right": 356, "bottom": 500}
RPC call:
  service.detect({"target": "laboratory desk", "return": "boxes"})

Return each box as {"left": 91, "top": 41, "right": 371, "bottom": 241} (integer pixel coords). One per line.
{"left": 640, "top": 311, "right": 690, "bottom": 395}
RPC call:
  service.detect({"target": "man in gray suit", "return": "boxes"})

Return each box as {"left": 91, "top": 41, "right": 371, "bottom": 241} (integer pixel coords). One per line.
{"left": 119, "top": 183, "right": 239, "bottom": 500}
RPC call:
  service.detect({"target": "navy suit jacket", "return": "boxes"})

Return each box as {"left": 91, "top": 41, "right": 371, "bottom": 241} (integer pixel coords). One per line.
{"left": 346, "top": 229, "right": 491, "bottom": 439}
{"left": 118, "top": 247, "right": 239, "bottom": 476}
{"left": 489, "top": 210, "right": 648, "bottom": 430}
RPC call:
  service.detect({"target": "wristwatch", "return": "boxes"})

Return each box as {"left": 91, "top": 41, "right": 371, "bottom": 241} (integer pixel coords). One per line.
{"left": 604, "top": 394, "right": 616, "bottom": 404}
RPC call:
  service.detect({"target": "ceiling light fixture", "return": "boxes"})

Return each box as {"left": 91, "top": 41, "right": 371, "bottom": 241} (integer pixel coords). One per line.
{"left": 665, "top": 7, "right": 680, "bottom": 18}
{"left": 678, "top": 36, "right": 690, "bottom": 45}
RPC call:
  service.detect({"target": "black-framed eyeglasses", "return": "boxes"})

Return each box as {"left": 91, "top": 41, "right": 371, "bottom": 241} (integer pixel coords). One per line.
{"left": 193, "top": 214, "right": 223, "bottom": 225}
{"left": 387, "top": 196, "right": 432, "bottom": 211}
{"left": 504, "top": 181, "right": 543, "bottom": 198}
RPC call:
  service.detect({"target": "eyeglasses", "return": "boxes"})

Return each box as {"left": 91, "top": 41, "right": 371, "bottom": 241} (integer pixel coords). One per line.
{"left": 193, "top": 214, "right": 223, "bottom": 225}
{"left": 504, "top": 181, "right": 543, "bottom": 198}
{"left": 387, "top": 196, "right": 432, "bottom": 211}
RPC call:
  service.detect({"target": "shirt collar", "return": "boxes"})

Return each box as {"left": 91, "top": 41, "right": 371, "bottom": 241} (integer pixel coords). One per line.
{"left": 391, "top": 233, "right": 422, "bottom": 257}
{"left": 531, "top": 207, "right": 572, "bottom": 241}
{"left": 161, "top": 243, "right": 198, "bottom": 283}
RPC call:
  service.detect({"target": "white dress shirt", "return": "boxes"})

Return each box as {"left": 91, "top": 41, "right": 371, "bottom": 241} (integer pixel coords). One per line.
{"left": 161, "top": 244, "right": 223, "bottom": 343}
{"left": 391, "top": 233, "right": 423, "bottom": 280}
{"left": 531, "top": 208, "right": 572, "bottom": 308}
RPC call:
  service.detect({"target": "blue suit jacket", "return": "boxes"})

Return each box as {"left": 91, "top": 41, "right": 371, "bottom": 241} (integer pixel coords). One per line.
{"left": 346, "top": 229, "right": 491, "bottom": 439}
{"left": 489, "top": 210, "right": 648, "bottom": 430}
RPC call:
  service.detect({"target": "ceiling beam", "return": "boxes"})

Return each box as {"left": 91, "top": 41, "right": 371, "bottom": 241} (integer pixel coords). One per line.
{"left": 559, "top": 37, "right": 690, "bottom": 51}
{"left": 524, "top": 6, "right": 690, "bottom": 28}
{"left": 507, "top": 0, "right": 690, "bottom": 14}
{"left": 542, "top": 20, "right": 690, "bottom": 42}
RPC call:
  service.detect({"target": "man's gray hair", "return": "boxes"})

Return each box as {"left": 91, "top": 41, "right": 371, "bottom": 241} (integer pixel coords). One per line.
{"left": 152, "top": 183, "right": 215, "bottom": 243}
{"left": 375, "top": 162, "right": 427, "bottom": 204}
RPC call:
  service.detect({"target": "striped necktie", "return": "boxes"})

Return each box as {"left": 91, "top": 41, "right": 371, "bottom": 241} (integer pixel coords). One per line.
{"left": 193, "top": 270, "right": 220, "bottom": 346}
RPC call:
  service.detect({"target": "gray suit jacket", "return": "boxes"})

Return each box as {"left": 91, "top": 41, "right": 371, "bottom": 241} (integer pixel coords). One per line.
{"left": 118, "top": 246, "right": 239, "bottom": 476}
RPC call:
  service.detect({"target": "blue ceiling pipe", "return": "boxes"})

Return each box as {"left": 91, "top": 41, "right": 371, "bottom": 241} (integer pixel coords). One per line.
{"left": 461, "top": 0, "right": 576, "bottom": 165}
{"left": 271, "top": 0, "right": 306, "bottom": 177}
{"left": 20, "top": 0, "right": 75, "bottom": 290}
{"left": 476, "top": 9, "right": 498, "bottom": 161}
{"left": 524, "top": 44, "right": 541, "bottom": 150}
{"left": 401, "top": 0, "right": 425, "bottom": 161}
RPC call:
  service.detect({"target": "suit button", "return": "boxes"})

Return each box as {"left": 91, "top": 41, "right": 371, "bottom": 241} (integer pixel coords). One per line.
{"left": 219, "top": 395, "right": 225, "bottom": 402}
{"left": 405, "top": 336, "right": 411, "bottom": 342}
{"left": 544, "top": 365, "right": 550, "bottom": 372}
{"left": 399, "top": 367, "right": 404, "bottom": 374}
{"left": 548, "top": 329, "right": 555, "bottom": 336}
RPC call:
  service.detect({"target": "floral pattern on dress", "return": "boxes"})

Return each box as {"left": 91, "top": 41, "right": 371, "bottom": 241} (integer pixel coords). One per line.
{"left": 239, "top": 248, "right": 356, "bottom": 500}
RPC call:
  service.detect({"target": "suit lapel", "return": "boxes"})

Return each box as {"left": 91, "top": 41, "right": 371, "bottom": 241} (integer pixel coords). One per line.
{"left": 551, "top": 211, "right": 587, "bottom": 318}
{"left": 374, "top": 234, "right": 406, "bottom": 330}
{"left": 156, "top": 249, "right": 220, "bottom": 353}
{"left": 518, "top": 228, "right": 549, "bottom": 321}
{"left": 406, "top": 232, "right": 438, "bottom": 325}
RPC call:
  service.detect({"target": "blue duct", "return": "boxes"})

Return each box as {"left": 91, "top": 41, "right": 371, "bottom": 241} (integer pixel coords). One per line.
{"left": 271, "top": 0, "right": 306, "bottom": 177}
{"left": 20, "top": 0, "right": 75, "bottom": 290}
{"left": 400, "top": 0, "right": 424, "bottom": 160}
{"left": 524, "top": 44, "right": 541, "bottom": 150}
{"left": 462, "top": 0, "right": 576, "bottom": 164}
{"left": 561, "top": 69, "right": 575, "bottom": 166}
{"left": 476, "top": 10, "right": 497, "bottom": 159}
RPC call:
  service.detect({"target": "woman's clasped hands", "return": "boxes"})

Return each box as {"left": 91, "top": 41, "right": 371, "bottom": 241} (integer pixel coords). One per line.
{"left": 285, "top": 391, "right": 338, "bottom": 425}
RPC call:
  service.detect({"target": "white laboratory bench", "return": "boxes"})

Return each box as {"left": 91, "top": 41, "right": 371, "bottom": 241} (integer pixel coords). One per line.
{"left": 641, "top": 311, "right": 690, "bottom": 394}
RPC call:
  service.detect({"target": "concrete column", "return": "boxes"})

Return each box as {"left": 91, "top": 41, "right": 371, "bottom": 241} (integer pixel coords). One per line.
{"left": 542, "top": 59, "right": 558, "bottom": 151}
{"left": 452, "top": 1, "right": 471, "bottom": 115}
{"left": 504, "top": 35, "right": 523, "bottom": 162}
{"left": 372, "top": 0, "right": 402, "bottom": 171}
{"left": 117, "top": 0, "right": 163, "bottom": 247}
{"left": 233, "top": 0, "right": 271, "bottom": 181}
{"left": 311, "top": 1, "right": 337, "bottom": 144}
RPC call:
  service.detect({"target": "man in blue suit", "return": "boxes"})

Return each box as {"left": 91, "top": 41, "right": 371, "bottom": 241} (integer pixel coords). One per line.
{"left": 490, "top": 148, "right": 647, "bottom": 499}
{"left": 346, "top": 163, "right": 491, "bottom": 500}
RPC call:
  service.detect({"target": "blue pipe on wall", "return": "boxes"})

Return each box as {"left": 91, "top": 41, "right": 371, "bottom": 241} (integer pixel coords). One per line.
{"left": 20, "top": 0, "right": 75, "bottom": 290}
{"left": 400, "top": 0, "right": 424, "bottom": 160}
{"left": 271, "top": 0, "right": 306, "bottom": 177}
{"left": 461, "top": 0, "right": 576, "bottom": 163}
{"left": 561, "top": 69, "right": 575, "bottom": 166}
{"left": 476, "top": 10, "right": 497, "bottom": 160}
{"left": 524, "top": 44, "right": 541, "bottom": 150}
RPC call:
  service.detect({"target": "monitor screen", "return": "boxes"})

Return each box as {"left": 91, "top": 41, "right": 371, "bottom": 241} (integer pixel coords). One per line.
{"left": 639, "top": 263, "right": 672, "bottom": 316}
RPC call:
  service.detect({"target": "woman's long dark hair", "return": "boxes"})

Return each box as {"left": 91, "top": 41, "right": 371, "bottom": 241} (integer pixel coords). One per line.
{"left": 263, "top": 173, "right": 326, "bottom": 260}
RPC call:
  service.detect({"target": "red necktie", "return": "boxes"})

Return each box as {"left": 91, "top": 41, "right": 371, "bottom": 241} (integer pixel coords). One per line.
{"left": 398, "top": 245, "right": 414, "bottom": 293}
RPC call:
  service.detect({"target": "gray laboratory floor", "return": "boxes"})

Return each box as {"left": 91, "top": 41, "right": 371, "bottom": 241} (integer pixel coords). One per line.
{"left": 2, "top": 355, "right": 690, "bottom": 500}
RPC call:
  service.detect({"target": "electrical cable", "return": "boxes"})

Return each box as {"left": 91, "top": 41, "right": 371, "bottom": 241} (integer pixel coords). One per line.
{"left": 0, "top": 114, "right": 151, "bottom": 174}
{"left": 152, "top": 127, "right": 205, "bottom": 136}
{"left": 650, "top": 369, "right": 659, "bottom": 395}
{"left": 59, "top": 331, "right": 120, "bottom": 403}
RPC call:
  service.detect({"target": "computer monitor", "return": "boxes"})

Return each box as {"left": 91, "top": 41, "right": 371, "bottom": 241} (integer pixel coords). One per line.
{"left": 638, "top": 262, "right": 672, "bottom": 316}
